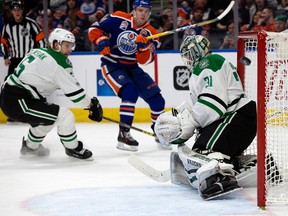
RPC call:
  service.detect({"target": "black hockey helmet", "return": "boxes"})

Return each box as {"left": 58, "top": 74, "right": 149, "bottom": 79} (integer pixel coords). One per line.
{"left": 10, "top": 0, "right": 24, "bottom": 10}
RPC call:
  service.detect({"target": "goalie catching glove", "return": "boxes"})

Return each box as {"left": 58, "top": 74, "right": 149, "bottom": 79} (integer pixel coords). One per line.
{"left": 155, "top": 101, "right": 199, "bottom": 146}
{"left": 88, "top": 97, "right": 103, "bottom": 122}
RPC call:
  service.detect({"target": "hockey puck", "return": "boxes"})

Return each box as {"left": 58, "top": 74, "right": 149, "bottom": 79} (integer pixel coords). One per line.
{"left": 240, "top": 56, "right": 251, "bottom": 66}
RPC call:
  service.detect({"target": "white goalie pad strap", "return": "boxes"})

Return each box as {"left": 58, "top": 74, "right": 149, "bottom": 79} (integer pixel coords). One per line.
{"left": 207, "top": 152, "right": 234, "bottom": 175}
{"left": 196, "top": 160, "right": 220, "bottom": 187}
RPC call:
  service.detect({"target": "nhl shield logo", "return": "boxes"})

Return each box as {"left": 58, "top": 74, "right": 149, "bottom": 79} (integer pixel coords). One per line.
{"left": 173, "top": 66, "right": 190, "bottom": 90}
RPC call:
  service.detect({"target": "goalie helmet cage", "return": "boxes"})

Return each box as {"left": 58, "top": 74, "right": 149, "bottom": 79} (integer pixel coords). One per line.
{"left": 237, "top": 30, "right": 288, "bottom": 208}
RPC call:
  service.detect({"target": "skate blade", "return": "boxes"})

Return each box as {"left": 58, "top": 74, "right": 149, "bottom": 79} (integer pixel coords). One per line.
{"left": 117, "top": 142, "right": 138, "bottom": 152}
{"left": 203, "top": 186, "right": 242, "bottom": 200}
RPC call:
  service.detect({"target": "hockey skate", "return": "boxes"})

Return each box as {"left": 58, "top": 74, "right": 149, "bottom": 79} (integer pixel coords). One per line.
{"left": 117, "top": 129, "right": 139, "bottom": 152}
{"left": 200, "top": 172, "right": 241, "bottom": 200}
{"left": 197, "top": 160, "right": 241, "bottom": 200}
{"left": 232, "top": 154, "right": 257, "bottom": 173}
{"left": 20, "top": 137, "right": 50, "bottom": 157}
{"left": 65, "top": 141, "right": 93, "bottom": 160}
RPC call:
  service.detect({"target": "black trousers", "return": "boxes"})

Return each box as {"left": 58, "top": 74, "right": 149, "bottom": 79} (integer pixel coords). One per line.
{"left": 0, "top": 84, "right": 59, "bottom": 126}
{"left": 193, "top": 101, "right": 257, "bottom": 158}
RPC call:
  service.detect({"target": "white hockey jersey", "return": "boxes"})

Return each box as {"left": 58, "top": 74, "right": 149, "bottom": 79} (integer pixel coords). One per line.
{"left": 189, "top": 53, "right": 251, "bottom": 128}
{"left": 6, "top": 48, "right": 90, "bottom": 107}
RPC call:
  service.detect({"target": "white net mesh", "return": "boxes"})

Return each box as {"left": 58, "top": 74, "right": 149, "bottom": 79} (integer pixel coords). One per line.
{"left": 241, "top": 31, "right": 288, "bottom": 205}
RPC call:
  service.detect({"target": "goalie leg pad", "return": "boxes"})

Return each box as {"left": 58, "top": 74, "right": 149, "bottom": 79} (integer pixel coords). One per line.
{"left": 170, "top": 152, "right": 191, "bottom": 187}
{"left": 177, "top": 144, "right": 212, "bottom": 188}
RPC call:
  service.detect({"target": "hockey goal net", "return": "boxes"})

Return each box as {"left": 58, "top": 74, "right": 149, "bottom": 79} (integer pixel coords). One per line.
{"left": 237, "top": 31, "right": 288, "bottom": 208}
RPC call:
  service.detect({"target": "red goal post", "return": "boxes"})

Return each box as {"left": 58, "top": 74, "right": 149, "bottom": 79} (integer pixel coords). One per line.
{"left": 237, "top": 31, "right": 288, "bottom": 208}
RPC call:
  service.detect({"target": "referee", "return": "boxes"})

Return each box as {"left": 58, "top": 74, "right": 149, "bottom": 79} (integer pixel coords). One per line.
{"left": 0, "top": 0, "right": 46, "bottom": 81}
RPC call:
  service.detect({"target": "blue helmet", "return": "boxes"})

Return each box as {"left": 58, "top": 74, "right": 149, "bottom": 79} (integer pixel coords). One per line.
{"left": 133, "top": 0, "right": 151, "bottom": 9}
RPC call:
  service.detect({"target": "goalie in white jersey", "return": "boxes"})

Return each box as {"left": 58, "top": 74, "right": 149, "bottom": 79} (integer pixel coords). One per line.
{"left": 0, "top": 28, "right": 103, "bottom": 160}
{"left": 155, "top": 35, "right": 257, "bottom": 200}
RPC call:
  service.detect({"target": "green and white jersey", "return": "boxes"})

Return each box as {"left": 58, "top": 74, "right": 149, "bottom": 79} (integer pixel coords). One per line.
{"left": 189, "top": 54, "right": 251, "bottom": 128}
{"left": 6, "top": 48, "right": 90, "bottom": 107}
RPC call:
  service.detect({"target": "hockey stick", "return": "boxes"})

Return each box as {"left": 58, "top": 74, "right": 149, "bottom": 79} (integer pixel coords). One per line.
{"left": 113, "top": 1, "right": 235, "bottom": 49}
{"left": 102, "top": 116, "right": 156, "bottom": 137}
{"left": 128, "top": 154, "right": 170, "bottom": 182}
{"left": 128, "top": 154, "right": 257, "bottom": 187}
{"left": 84, "top": 108, "right": 155, "bottom": 137}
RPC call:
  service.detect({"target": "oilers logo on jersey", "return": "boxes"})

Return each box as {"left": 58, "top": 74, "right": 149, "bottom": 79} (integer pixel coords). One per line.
{"left": 117, "top": 30, "right": 138, "bottom": 55}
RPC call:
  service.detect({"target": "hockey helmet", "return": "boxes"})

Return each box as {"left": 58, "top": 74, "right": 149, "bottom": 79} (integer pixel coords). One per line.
{"left": 133, "top": 0, "right": 152, "bottom": 9}
{"left": 180, "top": 35, "right": 211, "bottom": 71}
{"left": 10, "top": 0, "right": 24, "bottom": 10}
{"left": 48, "top": 28, "right": 75, "bottom": 50}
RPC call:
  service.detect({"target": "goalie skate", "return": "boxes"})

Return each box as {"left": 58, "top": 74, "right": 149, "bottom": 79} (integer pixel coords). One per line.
{"left": 232, "top": 154, "right": 257, "bottom": 173}
{"left": 200, "top": 173, "right": 242, "bottom": 200}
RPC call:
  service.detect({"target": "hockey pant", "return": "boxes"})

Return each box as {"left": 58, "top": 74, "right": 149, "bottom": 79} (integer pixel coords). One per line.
{"left": 193, "top": 101, "right": 257, "bottom": 158}
{"left": 1, "top": 84, "right": 79, "bottom": 150}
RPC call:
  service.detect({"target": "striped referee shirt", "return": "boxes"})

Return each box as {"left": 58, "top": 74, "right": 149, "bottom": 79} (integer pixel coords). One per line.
{"left": 0, "top": 16, "right": 46, "bottom": 59}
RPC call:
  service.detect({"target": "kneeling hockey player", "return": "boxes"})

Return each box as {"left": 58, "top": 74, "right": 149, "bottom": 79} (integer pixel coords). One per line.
{"left": 0, "top": 28, "right": 103, "bottom": 160}
{"left": 155, "top": 35, "right": 257, "bottom": 200}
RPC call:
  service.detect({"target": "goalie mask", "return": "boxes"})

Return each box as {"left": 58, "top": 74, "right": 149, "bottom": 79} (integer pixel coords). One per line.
{"left": 180, "top": 35, "right": 211, "bottom": 71}
{"left": 48, "top": 28, "right": 76, "bottom": 51}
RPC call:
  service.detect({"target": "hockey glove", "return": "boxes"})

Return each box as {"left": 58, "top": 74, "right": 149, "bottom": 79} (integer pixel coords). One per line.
{"left": 88, "top": 97, "right": 103, "bottom": 122}
{"left": 96, "top": 36, "right": 111, "bottom": 55}
{"left": 136, "top": 34, "right": 150, "bottom": 51}
{"left": 171, "top": 106, "right": 198, "bottom": 144}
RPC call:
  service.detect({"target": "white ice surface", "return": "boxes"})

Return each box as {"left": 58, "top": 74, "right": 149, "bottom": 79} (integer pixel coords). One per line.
{"left": 0, "top": 123, "right": 287, "bottom": 216}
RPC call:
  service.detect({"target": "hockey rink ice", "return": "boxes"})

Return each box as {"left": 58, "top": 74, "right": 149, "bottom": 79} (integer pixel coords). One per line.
{"left": 1, "top": 122, "right": 287, "bottom": 216}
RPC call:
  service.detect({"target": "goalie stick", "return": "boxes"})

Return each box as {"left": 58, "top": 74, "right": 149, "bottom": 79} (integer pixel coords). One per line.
{"left": 128, "top": 154, "right": 256, "bottom": 187}
{"left": 113, "top": 1, "right": 235, "bottom": 49}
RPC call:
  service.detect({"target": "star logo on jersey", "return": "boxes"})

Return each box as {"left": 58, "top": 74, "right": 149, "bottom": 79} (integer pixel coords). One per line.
{"left": 173, "top": 66, "right": 191, "bottom": 90}
{"left": 198, "top": 59, "right": 210, "bottom": 69}
{"left": 117, "top": 31, "right": 138, "bottom": 55}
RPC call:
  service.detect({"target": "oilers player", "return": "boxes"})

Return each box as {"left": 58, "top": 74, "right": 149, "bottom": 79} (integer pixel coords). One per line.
{"left": 88, "top": 0, "right": 169, "bottom": 152}
{"left": 154, "top": 35, "right": 257, "bottom": 199}
{"left": 0, "top": 28, "right": 103, "bottom": 160}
